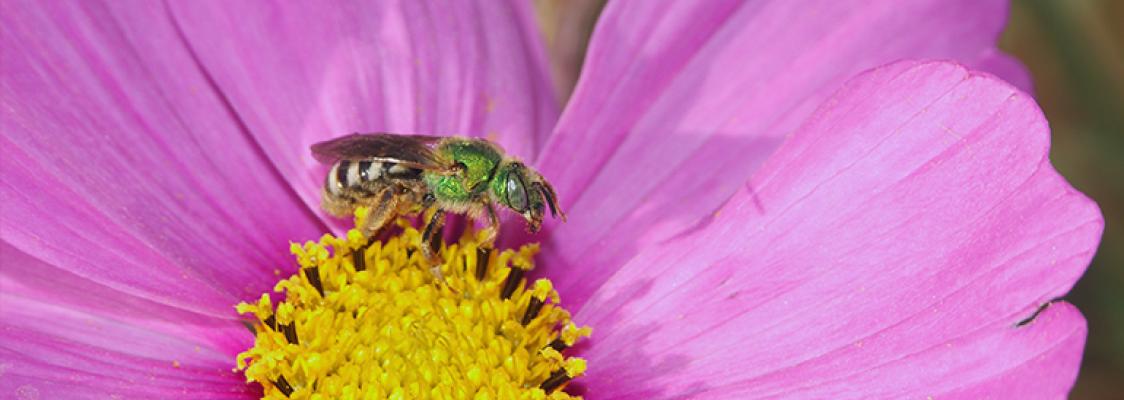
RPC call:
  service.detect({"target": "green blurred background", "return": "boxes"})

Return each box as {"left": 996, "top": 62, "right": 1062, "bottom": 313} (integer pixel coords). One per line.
{"left": 533, "top": 0, "right": 1124, "bottom": 397}
{"left": 1005, "top": 1, "right": 1124, "bottom": 398}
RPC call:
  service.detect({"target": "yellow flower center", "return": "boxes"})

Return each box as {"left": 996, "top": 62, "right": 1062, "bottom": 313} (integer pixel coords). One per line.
{"left": 235, "top": 209, "right": 590, "bottom": 399}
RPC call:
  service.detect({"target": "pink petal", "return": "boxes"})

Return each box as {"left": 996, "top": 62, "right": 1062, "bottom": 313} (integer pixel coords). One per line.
{"left": 0, "top": 293, "right": 251, "bottom": 399}
{"left": 0, "top": 242, "right": 248, "bottom": 354}
{"left": 575, "top": 62, "right": 1101, "bottom": 397}
{"left": 535, "top": 0, "right": 1032, "bottom": 307}
{"left": 1, "top": 242, "right": 250, "bottom": 397}
{"left": 166, "top": 0, "right": 558, "bottom": 218}
{"left": 971, "top": 48, "right": 1034, "bottom": 95}
{"left": 1, "top": 1, "right": 329, "bottom": 315}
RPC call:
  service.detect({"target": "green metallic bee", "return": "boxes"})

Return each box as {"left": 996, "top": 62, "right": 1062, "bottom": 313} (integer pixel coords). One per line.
{"left": 311, "top": 133, "right": 564, "bottom": 261}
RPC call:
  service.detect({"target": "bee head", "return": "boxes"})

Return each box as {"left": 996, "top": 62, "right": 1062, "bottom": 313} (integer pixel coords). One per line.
{"left": 492, "top": 161, "right": 564, "bottom": 233}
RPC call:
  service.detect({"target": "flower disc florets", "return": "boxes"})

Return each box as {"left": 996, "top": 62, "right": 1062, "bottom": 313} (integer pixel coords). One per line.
{"left": 235, "top": 209, "right": 590, "bottom": 399}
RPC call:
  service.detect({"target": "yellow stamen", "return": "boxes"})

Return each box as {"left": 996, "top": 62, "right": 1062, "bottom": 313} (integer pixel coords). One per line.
{"left": 235, "top": 208, "right": 591, "bottom": 399}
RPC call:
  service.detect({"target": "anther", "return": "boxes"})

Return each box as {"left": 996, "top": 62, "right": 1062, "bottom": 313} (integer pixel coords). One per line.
{"left": 539, "top": 368, "right": 571, "bottom": 393}
{"left": 522, "top": 297, "right": 544, "bottom": 325}
{"left": 273, "top": 374, "right": 294, "bottom": 397}
{"left": 241, "top": 319, "right": 257, "bottom": 335}
{"left": 263, "top": 314, "right": 278, "bottom": 331}
{"left": 501, "top": 268, "right": 524, "bottom": 300}
{"left": 353, "top": 248, "right": 366, "bottom": 272}
{"left": 546, "top": 338, "right": 567, "bottom": 352}
{"left": 476, "top": 247, "right": 491, "bottom": 280}
{"left": 303, "top": 267, "right": 324, "bottom": 297}
{"left": 281, "top": 323, "right": 299, "bottom": 345}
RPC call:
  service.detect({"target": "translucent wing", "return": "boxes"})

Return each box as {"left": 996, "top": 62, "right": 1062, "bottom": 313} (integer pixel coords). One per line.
{"left": 310, "top": 133, "right": 445, "bottom": 170}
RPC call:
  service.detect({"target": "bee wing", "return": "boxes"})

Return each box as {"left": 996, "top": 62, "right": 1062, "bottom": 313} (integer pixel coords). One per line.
{"left": 310, "top": 133, "right": 446, "bottom": 170}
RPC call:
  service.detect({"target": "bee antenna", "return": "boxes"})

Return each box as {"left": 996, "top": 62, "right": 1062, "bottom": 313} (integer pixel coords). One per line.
{"left": 537, "top": 182, "right": 565, "bottom": 221}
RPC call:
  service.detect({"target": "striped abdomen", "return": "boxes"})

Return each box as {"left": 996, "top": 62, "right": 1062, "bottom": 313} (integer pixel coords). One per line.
{"left": 325, "top": 159, "right": 423, "bottom": 196}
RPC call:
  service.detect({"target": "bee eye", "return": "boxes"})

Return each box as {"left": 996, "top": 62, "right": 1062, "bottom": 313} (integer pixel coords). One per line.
{"left": 506, "top": 174, "right": 528, "bottom": 212}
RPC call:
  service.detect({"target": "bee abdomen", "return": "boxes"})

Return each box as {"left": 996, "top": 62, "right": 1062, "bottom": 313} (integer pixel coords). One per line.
{"left": 383, "top": 162, "right": 422, "bottom": 179}
{"left": 326, "top": 159, "right": 421, "bottom": 195}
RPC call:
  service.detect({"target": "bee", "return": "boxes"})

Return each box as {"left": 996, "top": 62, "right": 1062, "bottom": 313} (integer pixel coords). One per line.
{"left": 311, "top": 133, "right": 564, "bottom": 263}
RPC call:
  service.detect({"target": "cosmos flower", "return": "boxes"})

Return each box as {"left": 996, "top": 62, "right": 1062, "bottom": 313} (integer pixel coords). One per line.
{"left": 0, "top": 0, "right": 1102, "bottom": 399}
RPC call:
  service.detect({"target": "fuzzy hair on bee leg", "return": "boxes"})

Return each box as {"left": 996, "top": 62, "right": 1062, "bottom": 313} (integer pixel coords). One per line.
{"left": 360, "top": 189, "right": 400, "bottom": 239}
{"left": 421, "top": 208, "right": 449, "bottom": 283}
{"left": 421, "top": 208, "right": 446, "bottom": 256}
{"left": 480, "top": 202, "right": 500, "bottom": 249}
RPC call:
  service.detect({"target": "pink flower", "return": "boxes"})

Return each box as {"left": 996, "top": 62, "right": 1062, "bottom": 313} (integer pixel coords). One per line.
{"left": 0, "top": 1, "right": 1101, "bottom": 399}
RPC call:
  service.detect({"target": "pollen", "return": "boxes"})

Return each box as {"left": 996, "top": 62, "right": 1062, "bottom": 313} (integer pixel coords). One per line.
{"left": 235, "top": 208, "right": 590, "bottom": 399}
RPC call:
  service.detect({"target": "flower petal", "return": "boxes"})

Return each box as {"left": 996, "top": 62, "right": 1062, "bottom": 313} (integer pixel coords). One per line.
{"left": 971, "top": 48, "right": 1034, "bottom": 95}
{"left": 165, "top": 0, "right": 558, "bottom": 216}
{"left": 0, "top": 293, "right": 252, "bottom": 399}
{"left": 1, "top": 1, "right": 335, "bottom": 315}
{"left": 0, "top": 241, "right": 248, "bottom": 353}
{"left": 575, "top": 62, "right": 1101, "bottom": 397}
{"left": 535, "top": 0, "right": 1031, "bottom": 306}
{"left": 0, "top": 241, "right": 250, "bottom": 397}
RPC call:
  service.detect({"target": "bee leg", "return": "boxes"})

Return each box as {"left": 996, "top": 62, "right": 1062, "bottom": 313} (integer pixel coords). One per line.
{"left": 420, "top": 193, "right": 436, "bottom": 209}
{"left": 480, "top": 202, "right": 500, "bottom": 249}
{"left": 360, "top": 189, "right": 399, "bottom": 240}
{"left": 421, "top": 208, "right": 448, "bottom": 282}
